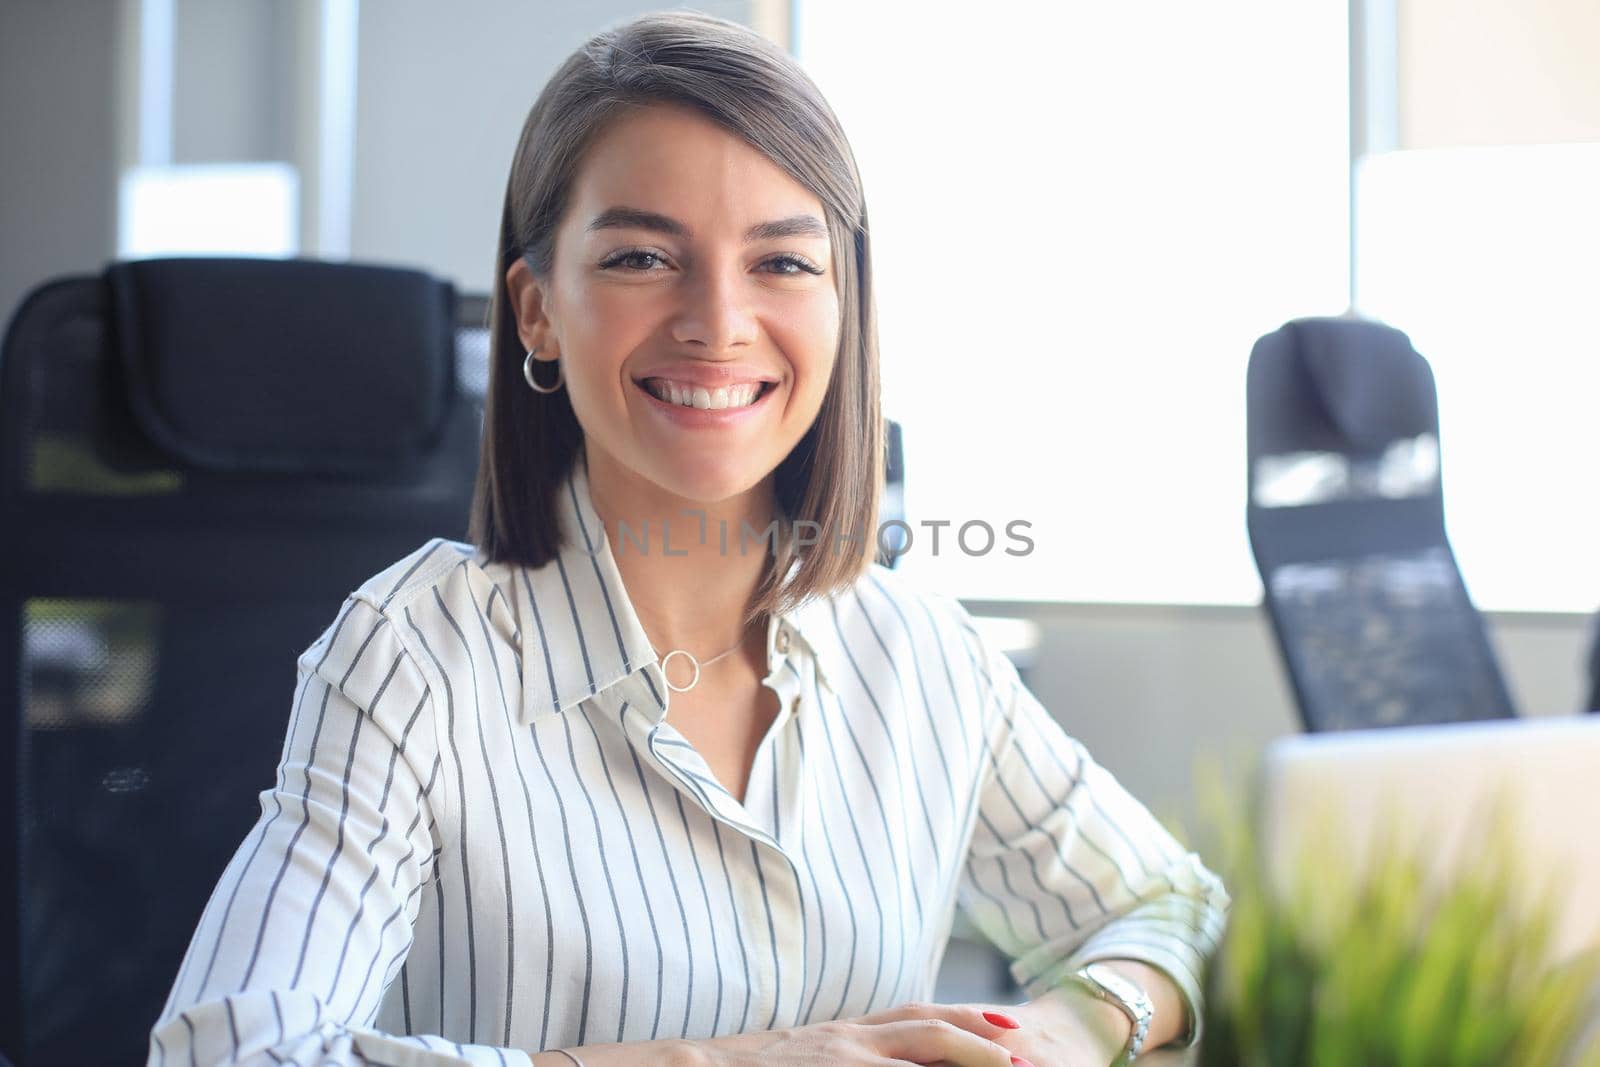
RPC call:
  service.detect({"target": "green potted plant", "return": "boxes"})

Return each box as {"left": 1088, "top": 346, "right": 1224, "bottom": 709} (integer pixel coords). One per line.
{"left": 1189, "top": 764, "right": 1600, "bottom": 1067}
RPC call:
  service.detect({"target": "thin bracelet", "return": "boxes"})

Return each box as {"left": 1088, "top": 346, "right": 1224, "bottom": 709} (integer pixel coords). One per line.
{"left": 551, "top": 1050, "right": 586, "bottom": 1067}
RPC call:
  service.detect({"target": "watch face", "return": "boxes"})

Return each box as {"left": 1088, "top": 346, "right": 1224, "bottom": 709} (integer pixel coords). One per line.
{"left": 1085, "top": 963, "right": 1144, "bottom": 1008}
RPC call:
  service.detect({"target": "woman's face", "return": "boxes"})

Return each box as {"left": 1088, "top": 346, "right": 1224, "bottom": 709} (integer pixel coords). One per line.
{"left": 507, "top": 102, "right": 841, "bottom": 508}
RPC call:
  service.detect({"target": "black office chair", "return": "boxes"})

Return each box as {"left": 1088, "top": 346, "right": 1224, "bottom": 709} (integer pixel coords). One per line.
{"left": 1245, "top": 316, "right": 1516, "bottom": 732}
{"left": 0, "top": 258, "right": 484, "bottom": 1067}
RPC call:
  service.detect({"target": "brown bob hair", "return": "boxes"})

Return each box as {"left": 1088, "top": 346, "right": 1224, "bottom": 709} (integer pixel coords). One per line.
{"left": 468, "top": 9, "right": 884, "bottom": 627}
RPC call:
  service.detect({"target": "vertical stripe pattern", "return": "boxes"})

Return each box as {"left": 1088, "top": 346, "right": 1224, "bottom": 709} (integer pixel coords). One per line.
{"left": 148, "top": 457, "right": 1228, "bottom": 1066}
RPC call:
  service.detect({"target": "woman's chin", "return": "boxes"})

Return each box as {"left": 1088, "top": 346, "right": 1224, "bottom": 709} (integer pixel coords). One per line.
{"left": 645, "top": 462, "right": 772, "bottom": 510}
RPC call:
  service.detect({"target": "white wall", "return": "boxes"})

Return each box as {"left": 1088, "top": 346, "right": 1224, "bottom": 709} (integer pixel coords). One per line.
{"left": 0, "top": 0, "right": 121, "bottom": 330}
{"left": 1399, "top": 0, "right": 1600, "bottom": 148}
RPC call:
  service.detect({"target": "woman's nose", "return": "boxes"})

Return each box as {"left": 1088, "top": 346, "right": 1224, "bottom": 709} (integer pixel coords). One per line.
{"left": 669, "top": 261, "right": 759, "bottom": 351}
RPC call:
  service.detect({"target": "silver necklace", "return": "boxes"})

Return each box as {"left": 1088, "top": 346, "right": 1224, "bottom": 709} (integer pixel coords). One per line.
{"left": 656, "top": 621, "right": 758, "bottom": 693}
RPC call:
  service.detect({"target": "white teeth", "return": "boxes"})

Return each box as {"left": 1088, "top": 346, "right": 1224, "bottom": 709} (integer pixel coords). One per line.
{"left": 645, "top": 379, "right": 763, "bottom": 409}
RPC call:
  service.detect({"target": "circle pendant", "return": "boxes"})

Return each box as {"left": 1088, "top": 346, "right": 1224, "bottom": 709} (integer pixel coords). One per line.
{"left": 661, "top": 649, "right": 701, "bottom": 692}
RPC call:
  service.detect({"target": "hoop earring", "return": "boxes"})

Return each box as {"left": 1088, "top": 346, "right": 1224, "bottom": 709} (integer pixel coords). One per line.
{"left": 523, "top": 346, "right": 564, "bottom": 394}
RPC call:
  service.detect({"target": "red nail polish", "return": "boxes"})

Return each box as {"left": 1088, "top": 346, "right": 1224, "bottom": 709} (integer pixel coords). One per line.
{"left": 1010, "top": 1056, "right": 1036, "bottom": 1067}
{"left": 983, "top": 1010, "right": 1021, "bottom": 1029}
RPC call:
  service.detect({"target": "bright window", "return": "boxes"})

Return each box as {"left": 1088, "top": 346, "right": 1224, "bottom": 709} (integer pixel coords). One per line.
{"left": 795, "top": 1, "right": 1351, "bottom": 604}
{"left": 1353, "top": 144, "right": 1600, "bottom": 613}
{"left": 118, "top": 162, "right": 299, "bottom": 258}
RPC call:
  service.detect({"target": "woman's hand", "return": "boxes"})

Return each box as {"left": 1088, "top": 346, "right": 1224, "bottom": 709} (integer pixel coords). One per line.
{"left": 533, "top": 997, "right": 1127, "bottom": 1067}
{"left": 688, "top": 1000, "right": 1037, "bottom": 1066}
{"left": 994, "top": 985, "right": 1135, "bottom": 1067}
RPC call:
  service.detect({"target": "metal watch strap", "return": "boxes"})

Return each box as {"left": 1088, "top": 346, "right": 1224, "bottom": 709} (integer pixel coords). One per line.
{"left": 1071, "top": 962, "right": 1153, "bottom": 1065}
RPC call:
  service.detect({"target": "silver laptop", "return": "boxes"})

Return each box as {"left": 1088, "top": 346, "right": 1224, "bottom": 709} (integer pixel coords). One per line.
{"left": 1260, "top": 714, "right": 1600, "bottom": 967}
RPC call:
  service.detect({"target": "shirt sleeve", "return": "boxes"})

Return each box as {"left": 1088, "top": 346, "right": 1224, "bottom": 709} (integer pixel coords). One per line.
{"left": 146, "top": 595, "right": 532, "bottom": 1067}
{"left": 952, "top": 611, "right": 1229, "bottom": 1047}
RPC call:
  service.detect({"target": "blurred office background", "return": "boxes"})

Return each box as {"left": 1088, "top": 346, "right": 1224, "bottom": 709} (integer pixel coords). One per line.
{"left": 3, "top": 0, "right": 1599, "bottom": 1016}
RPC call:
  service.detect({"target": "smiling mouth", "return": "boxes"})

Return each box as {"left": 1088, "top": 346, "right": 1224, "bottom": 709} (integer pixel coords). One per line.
{"left": 637, "top": 377, "right": 776, "bottom": 410}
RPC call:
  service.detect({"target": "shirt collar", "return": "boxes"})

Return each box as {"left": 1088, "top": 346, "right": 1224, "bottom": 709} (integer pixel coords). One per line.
{"left": 504, "top": 454, "right": 836, "bottom": 725}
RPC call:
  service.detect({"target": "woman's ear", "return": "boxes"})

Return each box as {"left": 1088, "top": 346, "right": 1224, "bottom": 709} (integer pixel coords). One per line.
{"left": 504, "top": 256, "right": 557, "bottom": 358}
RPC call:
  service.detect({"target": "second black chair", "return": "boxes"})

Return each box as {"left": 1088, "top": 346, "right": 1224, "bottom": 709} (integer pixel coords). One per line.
{"left": 1245, "top": 315, "right": 1516, "bottom": 732}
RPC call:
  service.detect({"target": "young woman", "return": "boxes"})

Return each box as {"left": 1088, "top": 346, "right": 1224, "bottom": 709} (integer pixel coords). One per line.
{"left": 150, "top": 11, "right": 1227, "bottom": 1067}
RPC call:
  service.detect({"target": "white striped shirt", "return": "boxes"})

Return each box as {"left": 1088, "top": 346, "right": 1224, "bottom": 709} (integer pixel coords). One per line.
{"left": 149, "top": 457, "right": 1228, "bottom": 1066}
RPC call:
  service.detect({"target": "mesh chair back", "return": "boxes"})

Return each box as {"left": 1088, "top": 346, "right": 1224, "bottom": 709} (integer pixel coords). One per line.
{"left": 0, "top": 259, "right": 487, "bottom": 1067}
{"left": 1246, "top": 316, "right": 1515, "bottom": 732}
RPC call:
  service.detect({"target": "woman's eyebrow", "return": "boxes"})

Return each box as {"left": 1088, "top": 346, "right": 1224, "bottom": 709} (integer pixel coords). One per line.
{"left": 585, "top": 205, "right": 828, "bottom": 242}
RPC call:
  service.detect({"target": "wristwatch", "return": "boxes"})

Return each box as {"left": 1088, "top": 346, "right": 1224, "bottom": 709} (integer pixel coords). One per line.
{"left": 1069, "top": 962, "right": 1153, "bottom": 1065}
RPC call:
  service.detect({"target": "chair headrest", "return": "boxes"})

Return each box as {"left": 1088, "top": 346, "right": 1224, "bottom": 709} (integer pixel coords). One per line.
{"left": 106, "top": 257, "right": 457, "bottom": 476}
{"left": 1287, "top": 316, "right": 1436, "bottom": 451}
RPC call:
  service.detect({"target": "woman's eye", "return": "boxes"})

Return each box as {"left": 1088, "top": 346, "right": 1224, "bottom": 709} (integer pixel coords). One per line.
{"left": 602, "top": 249, "right": 666, "bottom": 272}
{"left": 764, "top": 254, "right": 825, "bottom": 276}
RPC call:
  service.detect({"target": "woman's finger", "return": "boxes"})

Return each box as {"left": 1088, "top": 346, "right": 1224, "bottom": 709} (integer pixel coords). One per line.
{"left": 868, "top": 1016, "right": 1027, "bottom": 1067}
{"left": 849, "top": 1000, "right": 1023, "bottom": 1040}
